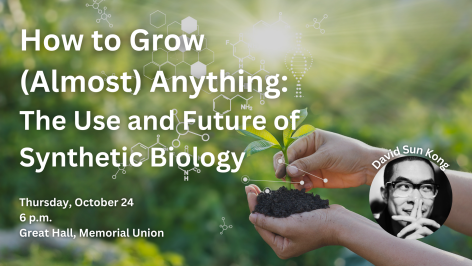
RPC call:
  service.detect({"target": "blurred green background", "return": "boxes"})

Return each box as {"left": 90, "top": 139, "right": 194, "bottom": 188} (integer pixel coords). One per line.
{"left": 1, "top": 0, "right": 472, "bottom": 265}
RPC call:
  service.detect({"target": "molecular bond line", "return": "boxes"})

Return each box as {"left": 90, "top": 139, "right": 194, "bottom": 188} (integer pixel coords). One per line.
{"left": 276, "top": 159, "right": 328, "bottom": 183}
{"left": 306, "top": 14, "right": 328, "bottom": 34}
{"left": 220, "top": 217, "right": 233, "bottom": 235}
{"left": 112, "top": 109, "right": 209, "bottom": 180}
{"left": 86, "top": 0, "right": 113, "bottom": 28}
{"left": 172, "top": 109, "right": 210, "bottom": 148}
{"left": 179, "top": 145, "right": 201, "bottom": 181}
{"left": 112, "top": 134, "right": 168, "bottom": 179}
{"left": 144, "top": 10, "right": 215, "bottom": 82}
{"left": 241, "top": 175, "right": 306, "bottom": 185}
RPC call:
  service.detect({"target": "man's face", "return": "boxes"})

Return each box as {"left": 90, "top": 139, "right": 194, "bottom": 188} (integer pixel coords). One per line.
{"left": 385, "top": 160, "right": 435, "bottom": 226}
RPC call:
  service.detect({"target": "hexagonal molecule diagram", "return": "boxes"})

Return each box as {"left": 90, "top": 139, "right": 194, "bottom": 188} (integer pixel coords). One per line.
{"left": 213, "top": 94, "right": 252, "bottom": 115}
{"left": 199, "top": 48, "right": 214, "bottom": 65}
{"left": 306, "top": 14, "right": 328, "bottom": 34}
{"left": 153, "top": 48, "right": 168, "bottom": 65}
{"left": 112, "top": 135, "right": 167, "bottom": 179}
{"left": 131, "top": 143, "right": 149, "bottom": 164}
{"left": 143, "top": 11, "right": 215, "bottom": 84}
{"left": 86, "top": 0, "right": 113, "bottom": 28}
{"left": 160, "top": 62, "right": 177, "bottom": 79}
{"left": 191, "top": 62, "right": 206, "bottom": 78}
{"left": 150, "top": 10, "right": 166, "bottom": 28}
{"left": 177, "top": 35, "right": 187, "bottom": 52}
{"left": 181, "top": 16, "right": 197, "bottom": 34}
{"left": 227, "top": 33, "right": 255, "bottom": 68}
{"left": 220, "top": 217, "right": 233, "bottom": 235}
{"left": 143, "top": 62, "right": 160, "bottom": 80}
{"left": 213, "top": 95, "right": 231, "bottom": 114}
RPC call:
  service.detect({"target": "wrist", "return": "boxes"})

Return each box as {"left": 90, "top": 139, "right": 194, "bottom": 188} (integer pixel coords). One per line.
{"left": 332, "top": 207, "right": 373, "bottom": 248}
{"left": 325, "top": 205, "right": 350, "bottom": 247}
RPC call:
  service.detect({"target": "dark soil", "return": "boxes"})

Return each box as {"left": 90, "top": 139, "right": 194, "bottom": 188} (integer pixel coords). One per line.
{"left": 254, "top": 187, "right": 329, "bottom": 218}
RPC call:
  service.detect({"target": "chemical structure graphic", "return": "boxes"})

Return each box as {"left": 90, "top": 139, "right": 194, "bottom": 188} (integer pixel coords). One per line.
{"left": 97, "top": 6, "right": 112, "bottom": 27}
{"left": 112, "top": 134, "right": 168, "bottom": 179}
{"left": 226, "top": 12, "right": 290, "bottom": 70}
{"left": 86, "top": 0, "right": 104, "bottom": 10}
{"left": 112, "top": 137, "right": 203, "bottom": 181}
{"left": 220, "top": 217, "right": 233, "bottom": 235}
{"left": 256, "top": 11, "right": 291, "bottom": 29}
{"left": 306, "top": 14, "right": 328, "bottom": 34}
{"left": 172, "top": 109, "right": 210, "bottom": 148}
{"left": 179, "top": 145, "right": 201, "bottom": 181}
{"left": 86, "top": 0, "right": 113, "bottom": 28}
{"left": 228, "top": 61, "right": 271, "bottom": 105}
{"left": 284, "top": 33, "right": 313, "bottom": 98}
{"left": 213, "top": 60, "right": 271, "bottom": 115}
{"left": 213, "top": 94, "right": 253, "bottom": 115}
{"left": 223, "top": 12, "right": 291, "bottom": 108}
{"left": 101, "top": 71, "right": 115, "bottom": 77}
{"left": 112, "top": 109, "right": 209, "bottom": 180}
{"left": 227, "top": 33, "right": 255, "bottom": 69}
{"left": 143, "top": 10, "right": 215, "bottom": 81}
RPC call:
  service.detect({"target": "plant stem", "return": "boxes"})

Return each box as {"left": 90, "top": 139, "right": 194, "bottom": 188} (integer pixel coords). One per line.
{"left": 282, "top": 148, "right": 292, "bottom": 190}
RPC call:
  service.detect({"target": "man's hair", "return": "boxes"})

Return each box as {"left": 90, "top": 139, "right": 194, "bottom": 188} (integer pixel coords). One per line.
{"left": 384, "top": 156, "right": 435, "bottom": 185}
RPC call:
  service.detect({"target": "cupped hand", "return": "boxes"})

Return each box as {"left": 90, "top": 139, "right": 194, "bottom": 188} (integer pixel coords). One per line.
{"left": 245, "top": 184, "right": 344, "bottom": 259}
{"left": 274, "top": 129, "right": 383, "bottom": 191}
{"left": 392, "top": 199, "right": 441, "bottom": 239}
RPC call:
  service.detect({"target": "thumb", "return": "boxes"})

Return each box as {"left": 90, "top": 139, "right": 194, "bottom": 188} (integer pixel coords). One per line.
{"left": 249, "top": 213, "right": 288, "bottom": 236}
{"left": 286, "top": 151, "right": 328, "bottom": 179}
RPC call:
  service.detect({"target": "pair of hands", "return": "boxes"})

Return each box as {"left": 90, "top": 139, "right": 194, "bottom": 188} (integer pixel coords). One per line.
{"left": 392, "top": 198, "right": 441, "bottom": 239}
{"left": 246, "top": 129, "right": 380, "bottom": 259}
{"left": 245, "top": 184, "right": 344, "bottom": 259}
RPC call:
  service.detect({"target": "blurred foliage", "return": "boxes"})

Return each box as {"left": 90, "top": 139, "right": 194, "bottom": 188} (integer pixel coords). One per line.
{"left": 114, "top": 239, "right": 184, "bottom": 266}
{"left": 1, "top": 0, "right": 472, "bottom": 265}
{"left": 0, "top": 244, "right": 72, "bottom": 266}
{"left": 0, "top": 239, "right": 184, "bottom": 266}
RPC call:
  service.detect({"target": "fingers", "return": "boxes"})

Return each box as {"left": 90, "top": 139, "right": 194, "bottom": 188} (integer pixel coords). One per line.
{"left": 273, "top": 152, "right": 286, "bottom": 179}
{"left": 416, "top": 199, "right": 423, "bottom": 219}
{"left": 397, "top": 221, "right": 438, "bottom": 239}
{"left": 397, "top": 223, "right": 420, "bottom": 238}
{"left": 416, "top": 226, "right": 434, "bottom": 236}
{"left": 249, "top": 213, "right": 288, "bottom": 236}
{"left": 293, "top": 176, "right": 313, "bottom": 191}
{"left": 283, "top": 131, "right": 325, "bottom": 180}
{"left": 286, "top": 131, "right": 318, "bottom": 164}
{"left": 404, "top": 227, "right": 434, "bottom": 239}
{"left": 410, "top": 198, "right": 420, "bottom": 218}
{"left": 286, "top": 151, "right": 328, "bottom": 180}
{"left": 302, "top": 176, "right": 313, "bottom": 190}
{"left": 273, "top": 151, "right": 314, "bottom": 191}
{"left": 392, "top": 216, "right": 441, "bottom": 229}
{"left": 417, "top": 218, "right": 441, "bottom": 228}
{"left": 392, "top": 215, "right": 416, "bottom": 223}
{"left": 245, "top": 185, "right": 261, "bottom": 213}
{"left": 254, "top": 226, "right": 287, "bottom": 255}
{"left": 245, "top": 184, "right": 261, "bottom": 195}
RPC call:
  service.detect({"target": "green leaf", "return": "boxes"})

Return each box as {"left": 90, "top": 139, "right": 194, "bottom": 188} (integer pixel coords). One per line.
{"left": 285, "top": 125, "right": 316, "bottom": 148}
{"left": 238, "top": 126, "right": 280, "bottom": 146}
{"left": 292, "top": 124, "right": 316, "bottom": 139}
{"left": 243, "top": 140, "right": 281, "bottom": 158}
{"left": 283, "top": 108, "right": 308, "bottom": 146}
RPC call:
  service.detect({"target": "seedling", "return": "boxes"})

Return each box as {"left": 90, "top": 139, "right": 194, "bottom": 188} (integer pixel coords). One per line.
{"left": 238, "top": 108, "right": 316, "bottom": 190}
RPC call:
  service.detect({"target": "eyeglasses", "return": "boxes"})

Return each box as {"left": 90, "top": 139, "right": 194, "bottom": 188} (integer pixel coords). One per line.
{"left": 386, "top": 181, "right": 439, "bottom": 199}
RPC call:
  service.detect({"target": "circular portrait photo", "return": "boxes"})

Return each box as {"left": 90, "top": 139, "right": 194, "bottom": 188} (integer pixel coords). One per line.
{"left": 369, "top": 156, "right": 453, "bottom": 239}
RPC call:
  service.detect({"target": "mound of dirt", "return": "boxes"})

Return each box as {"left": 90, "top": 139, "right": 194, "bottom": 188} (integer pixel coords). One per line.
{"left": 254, "top": 186, "right": 329, "bottom": 218}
